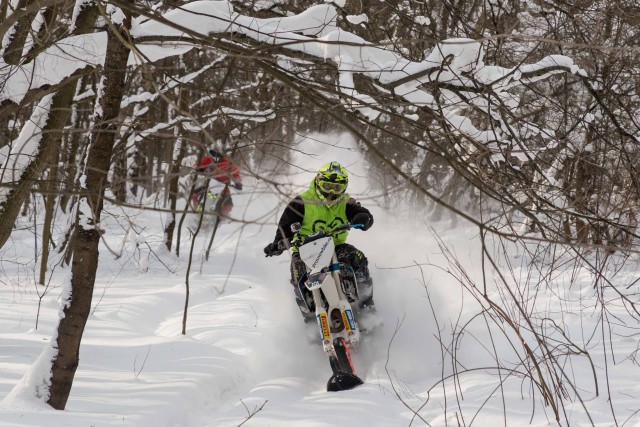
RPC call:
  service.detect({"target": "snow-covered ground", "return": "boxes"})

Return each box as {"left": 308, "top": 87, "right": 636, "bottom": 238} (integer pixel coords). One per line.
{"left": 1, "top": 135, "right": 639, "bottom": 426}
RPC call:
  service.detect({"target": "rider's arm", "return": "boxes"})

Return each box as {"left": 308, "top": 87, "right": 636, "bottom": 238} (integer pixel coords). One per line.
{"left": 346, "top": 198, "right": 374, "bottom": 229}
{"left": 273, "top": 196, "right": 305, "bottom": 243}
{"left": 346, "top": 198, "right": 372, "bottom": 219}
{"left": 196, "top": 155, "right": 213, "bottom": 173}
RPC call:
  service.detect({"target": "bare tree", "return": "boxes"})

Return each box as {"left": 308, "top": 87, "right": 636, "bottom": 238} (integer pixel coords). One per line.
{"left": 47, "top": 4, "right": 132, "bottom": 409}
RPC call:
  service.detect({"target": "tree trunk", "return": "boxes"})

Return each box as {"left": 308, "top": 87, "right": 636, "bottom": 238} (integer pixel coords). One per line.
{"left": 110, "top": 134, "right": 129, "bottom": 203}
{"left": 39, "top": 153, "right": 59, "bottom": 285}
{"left": 0, "top": 85, "right": 74, "bottom": 249}
{"left": 164, "top": 137, "right": 187, "bottom": 251}
{"left": 2, "top": 0, "right": 37, "bottom": 65}
{"left": 47, "top": 14, "right": 131, "bottom": 409}
{"left": 164, "top": 84, "right": 190, "bottom": 251}
{"left": 0, "top": 3, "right": 98, "bottom": 250}
{"left": 59, "top": 77, "right": 88, "bottom": 214}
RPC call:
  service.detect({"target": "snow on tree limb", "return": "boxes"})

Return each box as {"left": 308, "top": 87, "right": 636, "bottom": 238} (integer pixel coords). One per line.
{"left": 124, "top": 2, "right": 587, "bottom": 147}
{"left": 121, "top": 55, "right": 227, "bottom": 108}
{"left": 2, "top": 0, "right": 586, "bottom": 158}
{"left": 128, "top": 107, "right": 275, "bottom": 144}
{"left": 0, "top": 93, "right": 54, "bottom": 203}
{"left": 1, "top": 33, "right": 107, "bottom": 103}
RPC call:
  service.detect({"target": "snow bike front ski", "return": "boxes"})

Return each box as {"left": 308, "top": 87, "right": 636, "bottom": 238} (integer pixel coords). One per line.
{"left": 294, "top": 222, "right": 365, "bottom": 392}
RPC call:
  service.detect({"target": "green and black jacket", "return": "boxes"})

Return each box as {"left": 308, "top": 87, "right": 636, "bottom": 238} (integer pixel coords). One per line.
{"left": 272, "top": 181, "right": 373, "bottom": 247}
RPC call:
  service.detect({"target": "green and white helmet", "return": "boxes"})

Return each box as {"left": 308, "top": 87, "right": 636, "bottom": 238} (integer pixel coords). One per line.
{"left": 315, "top": 161, "right": 348, "bottom": 200}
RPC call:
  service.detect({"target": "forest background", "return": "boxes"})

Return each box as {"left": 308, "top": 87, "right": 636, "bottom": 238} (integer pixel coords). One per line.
{"left": 1, "top": 0, "right": 640, "bottom": 425}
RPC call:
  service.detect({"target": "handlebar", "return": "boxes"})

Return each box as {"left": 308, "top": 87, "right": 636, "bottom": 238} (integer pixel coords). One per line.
{"left": 266, "top": 222, "right": 363, "bottom": 256}
{"left": 290, "top": 222, "right": 362, "bottom": 247}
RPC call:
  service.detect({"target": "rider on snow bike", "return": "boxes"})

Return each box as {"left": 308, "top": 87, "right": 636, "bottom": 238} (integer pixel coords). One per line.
{"left": 192, "top": 148, "right": 243, "bottom": 216}
{"left": 264, "top": 161, "right": 375, "bottom": 321}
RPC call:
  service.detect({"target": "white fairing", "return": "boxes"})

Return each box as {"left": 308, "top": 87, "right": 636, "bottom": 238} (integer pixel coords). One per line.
{"left": 299, "top": 236, "right": 334, "bottom": 274}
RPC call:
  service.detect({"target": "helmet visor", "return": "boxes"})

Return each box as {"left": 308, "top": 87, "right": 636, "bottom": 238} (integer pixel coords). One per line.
{"left": 317, "top": 180, "right": 346, "bottom": 194}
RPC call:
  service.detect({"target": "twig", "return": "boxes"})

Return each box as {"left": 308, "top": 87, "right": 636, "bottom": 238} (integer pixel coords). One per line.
{"left": 237, "top": 399, "right": 268, "bottom": 427}
{"left": 134, "top": 345, "right": 152, "bottom": 379}
{"left": 383, "top": 316, "right": 431, "bottom": 426}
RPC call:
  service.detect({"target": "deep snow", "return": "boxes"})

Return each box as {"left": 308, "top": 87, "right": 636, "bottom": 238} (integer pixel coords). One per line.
{"left": 1, "top": 134, "right": 638, "bottom": 427}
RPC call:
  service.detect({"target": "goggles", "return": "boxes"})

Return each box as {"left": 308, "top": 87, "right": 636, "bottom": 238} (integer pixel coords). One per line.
{"left": 317, "top": 180, "right": 346, "bottom": 194}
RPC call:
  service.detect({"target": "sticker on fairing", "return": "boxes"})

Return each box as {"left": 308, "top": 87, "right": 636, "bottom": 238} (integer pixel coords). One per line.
{"left": 341, "top": 311, "right": 351, "bottom": 333}
{"left": 317, "top": 313, "right": 331, "bottom": 340}
{"left": 344, "top": 309, "right": 357, "bottom": 330}
{"left": 306, "top": 272, "right": 325, "bottom": 290}
{"left": 307, "top": 280, "right": 322, "bottom": 290}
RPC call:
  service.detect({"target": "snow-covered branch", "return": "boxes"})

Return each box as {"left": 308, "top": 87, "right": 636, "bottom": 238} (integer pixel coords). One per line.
{"left": 0, "top": 94, "right": 53, "bottom": 203}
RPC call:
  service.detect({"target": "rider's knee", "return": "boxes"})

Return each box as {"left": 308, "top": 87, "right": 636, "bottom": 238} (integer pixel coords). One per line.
{"left": 290, "top": 254, "right": 306, "bottom": 286}
{"left": 349, "top": 251, "right": 369, "bottom": 278}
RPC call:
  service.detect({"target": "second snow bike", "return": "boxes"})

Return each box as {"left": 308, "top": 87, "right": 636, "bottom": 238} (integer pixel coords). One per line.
{"left": 190, "top": 184, "right": 234, "bottom": 217}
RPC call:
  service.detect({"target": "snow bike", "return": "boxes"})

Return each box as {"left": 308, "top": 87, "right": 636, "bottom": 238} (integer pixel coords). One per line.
{"left": 290, "top": 222, "right": 366, "bottom": 392}
{"left": 190, "top": 184, "right": 234, "bottom": 217}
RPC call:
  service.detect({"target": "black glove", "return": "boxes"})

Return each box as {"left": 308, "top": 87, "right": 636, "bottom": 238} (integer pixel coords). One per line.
{"left": 264, "top": 240, "right": 285, "bottom": 257}
{"left": 233, "top": 182, "right": 243, "bottom": 191}
{"left": 351, "top": 212, "right": 373, "bottom": 231}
